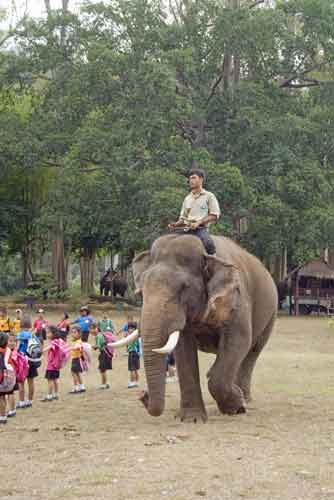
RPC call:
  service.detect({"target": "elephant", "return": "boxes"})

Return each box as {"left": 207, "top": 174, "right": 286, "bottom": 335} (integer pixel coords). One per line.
{"left": 123, "top": 234, "right": 277, "bottom": 422}
{"left": 113, "top": 276, "right": 128, "bottom": 298}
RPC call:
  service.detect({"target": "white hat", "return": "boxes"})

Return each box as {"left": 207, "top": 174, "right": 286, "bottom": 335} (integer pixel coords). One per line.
{"left": 38, "top": 308, "right": 44, "bottom": 313}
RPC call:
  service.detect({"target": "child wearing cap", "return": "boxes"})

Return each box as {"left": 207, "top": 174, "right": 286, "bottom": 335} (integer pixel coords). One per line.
{"left": 71, "top": 306, "right": 94, "bottom": 342}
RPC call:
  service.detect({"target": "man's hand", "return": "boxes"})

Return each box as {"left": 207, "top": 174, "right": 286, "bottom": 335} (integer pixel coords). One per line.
{"left": 190, "top": 221, "right": 201, "bottom": 230}
{"left": 168, "top": 223, "right": 177, "bottom": 230}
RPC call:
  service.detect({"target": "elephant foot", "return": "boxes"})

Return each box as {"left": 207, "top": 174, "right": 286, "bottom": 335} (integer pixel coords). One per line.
{"left": 176, "top": 406, "right": 208, "bottom": 423}
{"left": 242, "top": 391, "right": 252, "bottom": 404}
{"left": 217, "top": 391, "right": 246, "bottom": 415}
{"left": 209, "top": 381, "right": 246, "bottom": 415}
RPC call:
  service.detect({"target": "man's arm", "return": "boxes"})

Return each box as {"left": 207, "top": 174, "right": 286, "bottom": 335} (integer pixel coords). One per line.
{"left": 168, "top": 197, "right": 188, "bottom": 229}
{"left": 190, "top": 214, "right": 218, "bottom": 230}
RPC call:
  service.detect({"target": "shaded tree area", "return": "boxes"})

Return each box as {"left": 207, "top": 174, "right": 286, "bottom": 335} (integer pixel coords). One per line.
{"left": 1, "top": 0, "right": 334, "bottom": 293}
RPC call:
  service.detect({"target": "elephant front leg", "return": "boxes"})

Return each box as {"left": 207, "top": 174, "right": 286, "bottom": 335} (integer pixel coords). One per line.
{"left": 208, "top": 321, "right": 251, "bottom": 415}
{"left": 175, "top": 330, "right": 207, "bottom": 423}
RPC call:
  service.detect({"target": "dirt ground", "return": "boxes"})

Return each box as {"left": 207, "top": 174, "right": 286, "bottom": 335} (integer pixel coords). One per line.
{"left": 1, "top": 311, "right": 334, "bottom": 500}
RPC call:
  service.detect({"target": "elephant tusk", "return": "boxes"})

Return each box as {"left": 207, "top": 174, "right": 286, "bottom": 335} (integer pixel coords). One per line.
{"left": 108, "top": 330, "right": 139, "bottom": 348}
{"left": 152, "top": 331, "right": 180, "bottom": 355}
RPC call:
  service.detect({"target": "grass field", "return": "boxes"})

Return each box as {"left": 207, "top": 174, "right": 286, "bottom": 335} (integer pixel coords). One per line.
{"left": 1, "top": 313, "right": 334, "bottom": 500}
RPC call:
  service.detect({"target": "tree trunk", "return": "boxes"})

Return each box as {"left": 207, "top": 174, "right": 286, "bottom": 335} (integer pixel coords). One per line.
{"left": 269, "top": 248, "right": 288, "bottom": 283}
{"left": 23, "top": 242, "right": 34, "bottom": 285}
{"left": 52, "top": 219, "right": 68, "bottom": 291}
{"left": 44, "top": 0, "right": 51, "bottom": 14}
{"left": 80, "top": 246, "right": 96, "bottom": 295}
{"left": 222, "top": 0, "right": 240, "bottom": 92}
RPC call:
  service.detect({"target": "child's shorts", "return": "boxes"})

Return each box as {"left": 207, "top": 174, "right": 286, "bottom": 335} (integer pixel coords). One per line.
{"left": 71, "top": 358, "right": 83, "bottom": 374}
{"left": 27, "top": 363, "right": 39, "bottom": 379}
{"left": 128, "top": 352, "right": 140, "bottom": 371}
{"left": 98, "top": 350, "right": 112, "bottom": 372}
{"left": 45, "top": 370, "right": 60, "bottom": 380}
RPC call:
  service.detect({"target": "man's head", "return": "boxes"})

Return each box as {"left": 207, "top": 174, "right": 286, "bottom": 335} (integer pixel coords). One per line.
{"left": 188, "top": 167, "right": 206, "bottom": 191}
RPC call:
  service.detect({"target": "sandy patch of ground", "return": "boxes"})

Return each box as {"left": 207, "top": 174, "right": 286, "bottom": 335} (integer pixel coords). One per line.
{"left": 1, "top": 313, "right": 334, "bottom": 500}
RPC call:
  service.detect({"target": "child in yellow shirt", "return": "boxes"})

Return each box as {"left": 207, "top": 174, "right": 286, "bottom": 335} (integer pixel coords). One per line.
{"left": 11, "top": 309, "right": 22, "bottom": 335}
{"left": 0, "top": 308, "right": 11, "bottom": 333}
{"left": 69, "top": 326, "right": 86, "bottom": 394}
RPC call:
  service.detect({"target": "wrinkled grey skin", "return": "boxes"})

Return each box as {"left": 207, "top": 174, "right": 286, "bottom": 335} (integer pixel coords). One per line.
{"left": 133, "top": 234, "right": 277, "bottom": 422}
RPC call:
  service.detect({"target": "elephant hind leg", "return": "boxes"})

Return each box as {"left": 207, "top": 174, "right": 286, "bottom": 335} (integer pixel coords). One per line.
{"left": 236, "top": 313, "right": 276, "bottom": 402}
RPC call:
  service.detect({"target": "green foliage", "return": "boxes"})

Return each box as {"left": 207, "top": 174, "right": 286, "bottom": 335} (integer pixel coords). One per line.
{"left": 2, "top": 0, "right": 334, "bottom": 288}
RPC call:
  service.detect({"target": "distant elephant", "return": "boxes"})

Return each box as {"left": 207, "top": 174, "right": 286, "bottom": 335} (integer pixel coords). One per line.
{"left": 112, "top": 276, "right": 128, "bottom": 298}
{"left": 100, "top": 270, "right": 128, "bottom": 298}
{"left": 128, "top": 234, "right": 277, "bottom": 422}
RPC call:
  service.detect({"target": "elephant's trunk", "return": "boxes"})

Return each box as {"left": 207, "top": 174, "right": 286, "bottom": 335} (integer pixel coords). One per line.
{"left": 140, "top": 303, "right": 185, "bottom": 417}
{"left": 141, "top": 341, "right": 167, "bottom": 417}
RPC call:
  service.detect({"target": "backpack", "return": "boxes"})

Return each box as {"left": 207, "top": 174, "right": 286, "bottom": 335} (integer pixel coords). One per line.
{"left": 50, "top": 339, "right": 71, "bottom": 370}
{"left": 26, "top": 336, "right": 42, "bottom": 367}
{"left": 102, "top": 332, "right": 116, "bottom": 359}
{"left": 80, "top": 342, "right": 92, "bottom": 372}
{"left": 0, "top": 349, "right": 16, "bottom": 393}
{"left": 10, "top": 350, "right": 29, "bottom": 383}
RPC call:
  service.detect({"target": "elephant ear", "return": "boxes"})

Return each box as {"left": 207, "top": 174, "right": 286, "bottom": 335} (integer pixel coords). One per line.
{"left": 132, "top": 251, "right": 152, "bottom": 291}
{"left": 203, "top": 255, "right": 241, "bottom": 325}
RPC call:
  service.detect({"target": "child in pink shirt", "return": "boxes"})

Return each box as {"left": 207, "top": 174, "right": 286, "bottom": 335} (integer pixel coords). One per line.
{"left": 33, "top": 309, "right": 49, "bottom": 345}
{"left": 41, "top": 326, "right": 67, "bottom": 402}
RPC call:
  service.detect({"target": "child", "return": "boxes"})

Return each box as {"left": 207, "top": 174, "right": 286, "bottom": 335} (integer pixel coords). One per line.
{"left": 11, "top": 309, "right": 22, "bottom": 335}
{"left": 0, "top": 332, "right": 16, "bottom": 424}
{"left": 71, "top": 306, "right": 94, "bottom": 342}
{"left": 98, "top": 312, "right": 115, "bottom": 334}
{"left": 16, "top": 315, "right": 40, "bottom": 408}
{"left": 6, "top": 333, "right": 21, "bottom": 418}
{"left": 166, "top": 352, "right": 177, "bottom": 383}
{"left": 127, "top": 322, "right": 140, "bottom": 388}
{"left": 0, "top": 308, "right": 11, "bottom": 333}
{"left": 57, "top": 312, "right": 70, "bottom": 340}
{"left": 69, "top": 326, "right": 86, "bottom": 394}
{"left": 117, "top": 313, "right": 134, "bottom": 336}
{"left": 41, "top": 326, "right": 64, "bottom": 402}
{"left": 91, "top": 323, "right": 114, "bottom": 390}
{"left": 33, "top": 308, "right": 49, "bottom": 345}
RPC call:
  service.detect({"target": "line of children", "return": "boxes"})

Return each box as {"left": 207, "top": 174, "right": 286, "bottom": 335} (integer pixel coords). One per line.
{"left": 0, "top": 308, "right": 148, "bottom": 425}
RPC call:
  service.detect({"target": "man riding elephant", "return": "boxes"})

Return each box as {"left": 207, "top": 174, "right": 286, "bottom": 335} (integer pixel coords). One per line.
{"left": 168, "top": 166, "right": 220, "bottom": 255}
